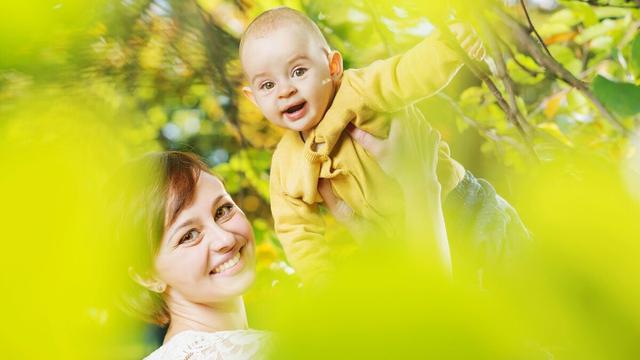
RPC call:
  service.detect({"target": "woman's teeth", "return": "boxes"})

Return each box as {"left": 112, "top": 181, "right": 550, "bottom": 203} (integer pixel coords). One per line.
{"left": 213, "top": 252, "right": 241, "bottom": 274}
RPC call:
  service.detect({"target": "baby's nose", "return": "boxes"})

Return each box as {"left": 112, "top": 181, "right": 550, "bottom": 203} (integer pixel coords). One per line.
{"left": 278, "top": 83, "right": 297, "bottom": 98}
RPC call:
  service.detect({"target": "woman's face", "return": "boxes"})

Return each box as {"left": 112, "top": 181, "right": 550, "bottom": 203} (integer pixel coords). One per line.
{"left": 154, "top": 172, "right": 256, "bottom": 304}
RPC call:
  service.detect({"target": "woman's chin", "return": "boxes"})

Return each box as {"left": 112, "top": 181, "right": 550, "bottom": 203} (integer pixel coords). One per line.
{"left": 209, "top": 271, "right": 256, "bottom": 300}
{"left": 210, "top": 253, "right": 257, "bottom": 296}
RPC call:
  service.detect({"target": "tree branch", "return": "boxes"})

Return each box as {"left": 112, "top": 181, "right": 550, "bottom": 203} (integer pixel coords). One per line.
{"left": 438, "top": 24, "right": 531, "bottom": 143}
{"left": 519, "top": 0, "right": 553, "bottom": 58}
{"left": 436, "top": 93, "right": 528, "bottom": 152}
{"left": 483, "top": 20, "right": 534, "bottom": 134}
{"left": 495, "top": 6, "right": 628, "bottom": 133}
{"left": 193, "top": 1, "right": 247, "bottom": 146}
{"left": 362, "top": 0, "right": 394, "bottom": 56}
{"left": 570, "top": 0, "right": 640, "bottom": 9}
{"left": 498, "top": 36, "right": 544, "bottom": 77}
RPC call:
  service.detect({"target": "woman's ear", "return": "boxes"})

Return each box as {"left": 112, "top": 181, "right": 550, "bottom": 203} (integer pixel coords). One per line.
{"left": 328, "top": 50, "right": 343, "bottom": 80}
{"left": 129, "top": 266, "right": 167, "bottom": 293}
{"left": 242, "top": 86, "right": 257, "bottom": 106}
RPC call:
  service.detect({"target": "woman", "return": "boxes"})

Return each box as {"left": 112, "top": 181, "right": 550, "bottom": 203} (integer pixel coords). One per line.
{"left": 111, "top": 152, "right": 269, "bottom": 359}
{"left": 112, "top": 118, "right": 447, "bottom": 359}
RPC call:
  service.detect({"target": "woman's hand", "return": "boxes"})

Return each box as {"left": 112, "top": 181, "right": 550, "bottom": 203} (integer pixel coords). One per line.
{"left": 319, "top": 114, "right": 441, "bottom": 218}
{"left": 354, "top": 110, "right": 441, "bottom": 194}
{"left": 317, "top": 121, "right": 403, "bottom": 226}
{"left": 318, "top": 111, "right": 451, "bottom": 274}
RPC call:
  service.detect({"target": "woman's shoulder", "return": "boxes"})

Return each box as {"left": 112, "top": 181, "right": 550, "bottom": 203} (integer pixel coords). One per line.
{"left": 144, "top": 329, "right": 270, "bottom": 360}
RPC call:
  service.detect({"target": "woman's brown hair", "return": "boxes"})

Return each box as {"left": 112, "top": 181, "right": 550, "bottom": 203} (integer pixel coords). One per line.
{"left": 108, "top": 151, "right": 211, "bottom": 325}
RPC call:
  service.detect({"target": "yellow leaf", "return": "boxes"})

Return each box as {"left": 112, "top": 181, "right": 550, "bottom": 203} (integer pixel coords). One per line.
{"left": 256, "top": 241, "right": 278, "bottom": 268}
{"left": 544, "top": 31, "right": 577, "bottom": 45}
{"left": 196, "top": 0, "right": 223, "bottom": 13}
{"left": 544, "top": 92, "right": 566, "bottom": 119}
{"left": 538, "top": 122, "right": 573, "bottom": 147}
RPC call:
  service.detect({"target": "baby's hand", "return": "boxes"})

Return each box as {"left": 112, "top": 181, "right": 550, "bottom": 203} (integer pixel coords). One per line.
{"left": 447, "top": 22, "right": 485, "bottom": 61}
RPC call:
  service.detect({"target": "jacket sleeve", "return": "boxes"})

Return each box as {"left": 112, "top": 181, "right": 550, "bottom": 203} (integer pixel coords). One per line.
{"left": 269, "top": 157, "right": 334, "bottom": 284}
{"left": 347, "top": 29, "right": 466, "bottom": 114}
{"left": 321, "top": 27, "right": 482, "bottom": 141}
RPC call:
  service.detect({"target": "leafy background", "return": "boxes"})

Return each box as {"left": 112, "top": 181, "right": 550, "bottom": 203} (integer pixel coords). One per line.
{"left": 1, "top": 0, "right": 639, "bottom": 358}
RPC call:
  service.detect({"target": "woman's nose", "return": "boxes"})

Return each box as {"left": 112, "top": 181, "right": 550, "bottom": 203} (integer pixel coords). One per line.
{"left": 207, "top": 227, "right": 236, "bottom": 254}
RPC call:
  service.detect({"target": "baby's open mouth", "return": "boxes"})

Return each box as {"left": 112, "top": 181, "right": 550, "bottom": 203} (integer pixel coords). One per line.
{"left": 284, "top": 101, "right": 306, "bottom": 114}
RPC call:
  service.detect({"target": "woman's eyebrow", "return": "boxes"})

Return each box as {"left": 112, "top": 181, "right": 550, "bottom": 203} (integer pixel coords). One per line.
{"left": 210, "top": 193, "right": 228, "bottom": 210}
{"left": 166, "top": 193, "right": 226, "bottom": 241}
{"left": 167, "top": 219, "right": 195, "bottom": 242}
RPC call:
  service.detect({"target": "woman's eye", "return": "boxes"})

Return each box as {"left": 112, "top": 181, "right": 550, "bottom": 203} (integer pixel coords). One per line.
{"left": 293, "top": 68, "right": 307, "bottom": 77}
{"left": 179, "top": 229, "right": 200, "bottom": 245}
{"left": 215, "top": 203, "right": 235, "bottom": 221}
{"left": 260, "top": 81, "right": 274, "bottom": 90}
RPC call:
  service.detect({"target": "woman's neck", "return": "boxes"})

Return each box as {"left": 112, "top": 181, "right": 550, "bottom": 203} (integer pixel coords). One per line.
{"left": 163, "top": 292, "right": 248, "bottom": 343}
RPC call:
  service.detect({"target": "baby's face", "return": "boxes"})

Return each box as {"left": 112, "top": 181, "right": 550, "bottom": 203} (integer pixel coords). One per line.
{"left": 241, "top": 26, "right": 337, "bottom": 134}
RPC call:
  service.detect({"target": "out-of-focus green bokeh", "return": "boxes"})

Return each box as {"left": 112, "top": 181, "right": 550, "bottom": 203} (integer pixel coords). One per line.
{"left": 1, "top": 0, "right": 639, "bottom": 358}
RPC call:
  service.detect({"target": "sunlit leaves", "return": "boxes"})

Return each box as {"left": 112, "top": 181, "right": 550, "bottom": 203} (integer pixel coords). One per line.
{"left": 196, "top": 0, "right": 225, "bottom": 13}
{"left": 214, "top": 149, "right": 271, "bottom": 200}
{"left": 506, "top": 54, "right": 546, "bottom": 85}
{"left": 542, "top": 91, "right": 566, "bottom": 119}
{"left": 560, "top": 0, "right": 598, "bottom": 27}
{"left": 0, "top": 91, "right": 149, "bottom": 358}
{"left": 549, "top": 44, "right": 583, "bottom": 76}
{"left": 575, "top": 18, "right": 620, "bottom": 44}
{"left": 538, "top": 121, "right": 574, "bottom": 146}
{"left": 3, "top": 0, "right": 640, "bottom": 357}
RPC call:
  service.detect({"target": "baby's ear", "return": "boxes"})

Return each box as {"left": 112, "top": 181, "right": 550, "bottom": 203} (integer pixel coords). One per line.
{"left": 128, "top": 266, "right": 167, "bottom": 293}
{"left": 328, "top": 50, "right": 343, "bottom": 80}
{"left": 242, "top": 86, "right": 257, "bottom": 106}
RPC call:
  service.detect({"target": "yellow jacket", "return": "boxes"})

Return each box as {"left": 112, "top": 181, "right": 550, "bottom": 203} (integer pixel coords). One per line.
{"left": 270, "top": 30, "right": 469, "bottom": 282}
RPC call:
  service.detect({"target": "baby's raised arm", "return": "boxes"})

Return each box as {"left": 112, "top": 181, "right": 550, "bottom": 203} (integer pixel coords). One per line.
{"left": 348, "top": 23, "right": 483, "bottom": 113}
{"left": 313, "top": 23, "right": 483, "bottom": 147}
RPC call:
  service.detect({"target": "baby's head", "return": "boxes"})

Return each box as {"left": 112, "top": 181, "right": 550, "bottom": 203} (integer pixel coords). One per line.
{"left": 240, "top": 7, "right": 343, "bottom": 134}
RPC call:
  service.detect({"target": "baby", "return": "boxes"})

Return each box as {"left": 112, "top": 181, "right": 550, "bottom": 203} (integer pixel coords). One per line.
{"left": 239, "top": 7, "right": 513, "bottom": 283}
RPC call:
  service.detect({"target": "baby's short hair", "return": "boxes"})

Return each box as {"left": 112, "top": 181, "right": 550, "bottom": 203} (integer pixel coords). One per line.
{"left": 239, "top": 7, "right": 330, "bottom": 59}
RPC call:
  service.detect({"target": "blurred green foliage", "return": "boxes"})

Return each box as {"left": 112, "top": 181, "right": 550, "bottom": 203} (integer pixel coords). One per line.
{"left": 1, "top": 0, "right": 640, "bottom": 358}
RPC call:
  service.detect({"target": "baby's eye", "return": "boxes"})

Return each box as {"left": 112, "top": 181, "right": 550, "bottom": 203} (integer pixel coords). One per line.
{"left": 260, "top": 81, "right": 275, "bottom": 90}
{"left": 292, "top": 68, "right": 307, "bottom": 77}
{"left": 215, "top": 203, "right": 235, "bottom": 221}
{"left": 179, "top": 229, "right": 200, "bottom": 245}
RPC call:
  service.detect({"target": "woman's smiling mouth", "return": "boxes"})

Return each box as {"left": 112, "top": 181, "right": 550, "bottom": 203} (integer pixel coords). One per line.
{"left": 282, "top": 101, "right": 308, "bottom": 121}
{"left": 210, "top": 247, "right": 244, "bottom": 275}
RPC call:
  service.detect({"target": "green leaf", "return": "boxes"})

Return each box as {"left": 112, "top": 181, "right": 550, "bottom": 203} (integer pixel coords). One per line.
{"left": 631, "top": 32, "right": 640, "bottom": 73}
{"left": 539, "top": 22, "right": 573, "bottom": 39}
{"left": 574, "top": 19, "right": 618, "bottom": 44}
{"left": 455, "top": 115, "right": 469, "bottom": 133}
{"left": 560, "top": 1, "right": 598, "bottom": 27}
{"left": 593, "top": 6, "right": 632, "bottom": 20}
{"left": 507, "top": 54, "right": 545, "bottom": 85}
{"left": 546, "top": 9, "right": 580, "bottom": 28}
{"left": 592, "top": 75, "right": 640, "bottom": 117}
{"left": 549, "top": 45, "right": 582, "bottom": 76}
{"left": 538, "top": 122, "right": 573, "bottom": 147}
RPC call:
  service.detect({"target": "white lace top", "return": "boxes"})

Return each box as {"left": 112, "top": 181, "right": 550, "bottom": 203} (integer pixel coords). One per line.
{"left": 144, "top": 329, "right": 269, "bottom": 360}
